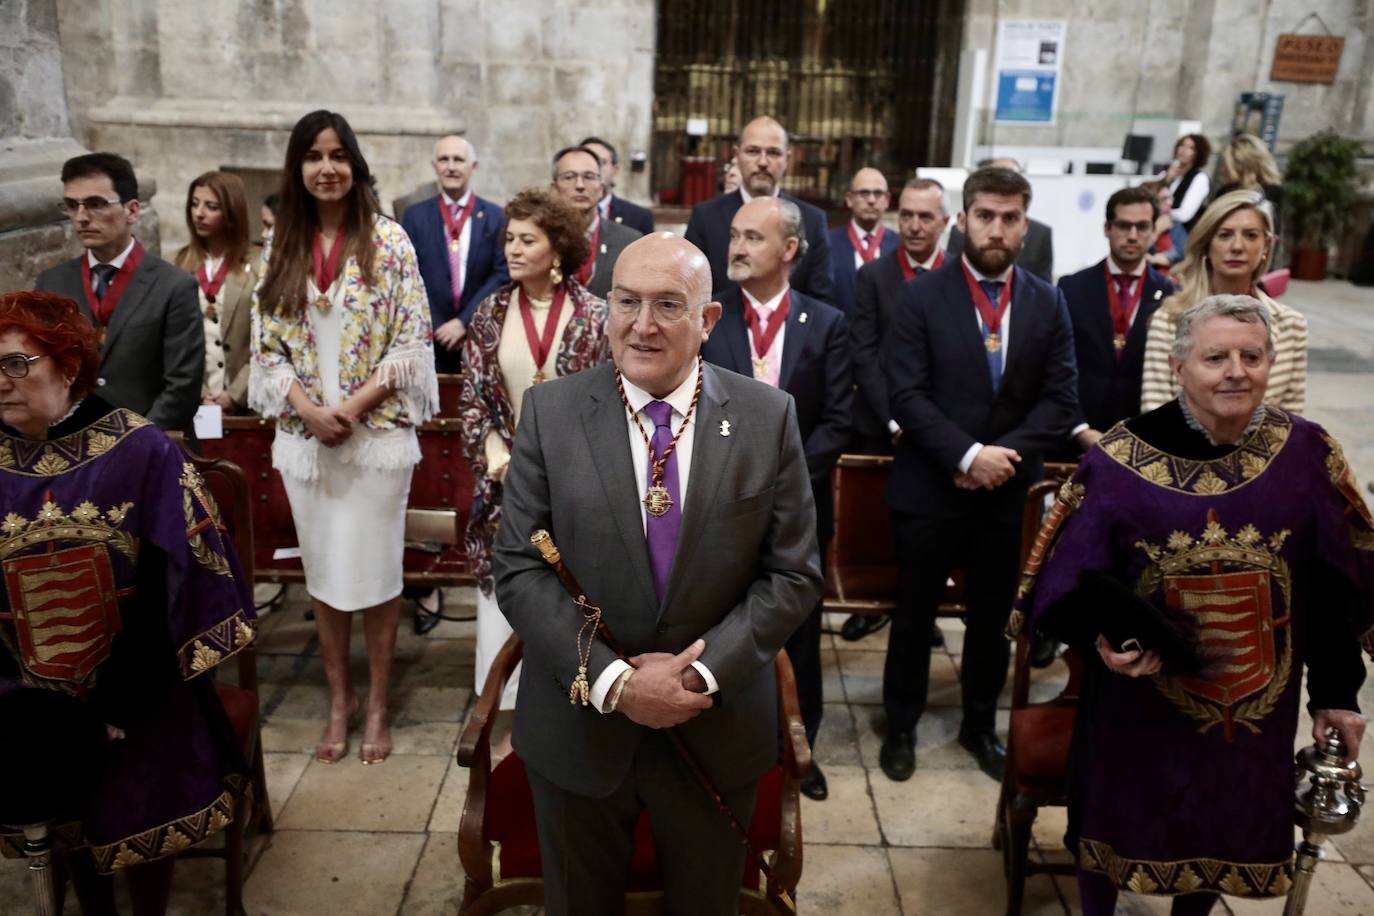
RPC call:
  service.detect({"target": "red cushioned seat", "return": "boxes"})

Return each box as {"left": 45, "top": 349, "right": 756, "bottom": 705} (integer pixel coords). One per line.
{"left": 1008, "top": 703, "right": 1075, "bottom": 797}
{"left": 215, "top": 684, "right": 260, "bottom": 752}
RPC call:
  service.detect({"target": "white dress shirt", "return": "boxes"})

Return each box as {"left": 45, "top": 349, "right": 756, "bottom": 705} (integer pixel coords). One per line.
{"left": 86, "top": 237, "right": 137, "bottom": 287}
{"left": 957, "top": 255, "right": 1015, "bottom": 474}
{"left": 589, "top": 360, "right": 718, "bottom": 712}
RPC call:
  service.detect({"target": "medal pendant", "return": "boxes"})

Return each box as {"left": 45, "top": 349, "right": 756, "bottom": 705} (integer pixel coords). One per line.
{"left": 1113, "top": 334, "right": 1127, "bottom": 353}
{"left": 450, "top": 239, "right": 460, "bottom": 253}
{"left": 985, "top": 334, "right": 1001, "bottom": 353}
{"left": 643, "top": 486, "right": 673, "bottom": 518}
{"left": 752, "top": 356, "right": 768, "bottom": 378}
{"left": 315, "top": 295, "right": 331, "bottom": 312}
{"left": 205, "top": 304, "right": 218, "bottom": 321}
{"left": 532, "top": 370, "right": 546, "bottom": 384}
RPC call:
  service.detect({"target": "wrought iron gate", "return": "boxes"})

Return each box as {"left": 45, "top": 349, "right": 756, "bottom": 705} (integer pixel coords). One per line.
{"left": 653, "top": 0, "right": 966, "bottom": 209}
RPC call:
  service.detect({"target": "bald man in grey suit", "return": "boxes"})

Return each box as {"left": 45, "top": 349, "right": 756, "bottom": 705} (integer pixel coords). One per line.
{"left": 493, "top": 233, "right": 821, "bottom": 916}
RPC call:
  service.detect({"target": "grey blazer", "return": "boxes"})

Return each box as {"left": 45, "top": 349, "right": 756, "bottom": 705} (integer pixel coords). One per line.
{"left": 37, "top": 251, "right": 205, "bottom": 432}
{"left": 584, "top": 219, "right": 642, "bottom": 299}
{"left": 493, "top": 361, "right": 822, "bottom": 797}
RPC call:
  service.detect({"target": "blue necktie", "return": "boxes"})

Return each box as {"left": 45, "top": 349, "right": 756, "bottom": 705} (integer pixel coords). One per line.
{"left": 92, "top": 263, "right": 118, "bottom": 300}
{"left": 978, "top": 280, "right": 1004, "bottom": 389}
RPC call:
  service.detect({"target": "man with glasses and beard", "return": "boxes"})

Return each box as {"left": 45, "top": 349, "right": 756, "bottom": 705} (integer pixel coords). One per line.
{"left": 685, "top": 116, "right": 833, "bottom": 303}
{"left": 877, "top": 167, "right": 1078, "bottom": 783}
{"left": 36, "top": 153, "right": 203, "bottom": 434}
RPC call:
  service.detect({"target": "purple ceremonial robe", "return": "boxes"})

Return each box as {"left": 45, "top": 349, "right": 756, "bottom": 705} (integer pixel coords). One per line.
{"left": 0, "top": 399, "right": 256, "bottom": 873}
{"left": 1011, "top": 404, "right": 1374, "bottom": 900}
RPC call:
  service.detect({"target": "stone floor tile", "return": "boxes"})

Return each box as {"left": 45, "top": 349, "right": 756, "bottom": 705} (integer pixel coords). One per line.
{"left": 1226, "top": 861, "right": 1374, "bottom": 913}
{"left": 938, "top": 617, "right": 965, "bottom": 655}
{"left": 164, "top": 856, "right": 230, "bottom": 915}
{"left": 820, "top": 644, "right": 845, "bottom": 704}
{"left": 263, "top": 752, "right": 311, "bottom": 820}
{"left": 243, "top": 829, "right": 425, "bottom": 914}
{"left": 428, "top": 757, "right": 472, "bottom": 834}
{"left": 271, "top": 683, "right": 331, "bottom": 719}
{"left": 795, "top": 843, "right": 900, "bottom": 916}
{"left": 399, "top": 832, "right": 464, "bottom": 915}
{"left": 800, "top": 765, "right": 880, "bottom": 844}
{"left": 889, "top": 847, "right": 1067, "bottom": 915}
{"left": 390, "top": 721, "right": 461, "bottom": 756}
{"left": 252, "top": 607, "right": 318, "bottom": 656}
{"left": 813, "top": 702, "right": 861, "bottom": 767}
{"left": 417, "top": 636, "right": 477, "bottom": 668}
{"left": 836, "top": 647, "right": 885, "bottom": 704}
{"left": 855, "top": 703, "right": 1010, "bottom": 772}
{"left": 394, "top": 685, "right": 471, "bottom": 723}
{"left": 261, "top": 717, "right": 326, "bottom": 754}
{"left": 871, "top": 768, "right": 1001, "bottom": 847}
{"left": 276, "top": 754, "right": 448, "bottom": 832}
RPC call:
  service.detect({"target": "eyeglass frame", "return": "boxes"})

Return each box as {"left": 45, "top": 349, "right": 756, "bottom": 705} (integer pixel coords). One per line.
{"left": 1108, "top": 218, "right": 1154, "bottom": 236}
{"left": 57, "top": 195, "right": 129, "bottom": 217}
{"left": 555, "top": 171, "right": 603, "bottom": 186}
{"left": 607, "top": 290, "right": 710, "bottom": 324}
{"left": 0, "top": 352, "right": 46, "bottom": 380}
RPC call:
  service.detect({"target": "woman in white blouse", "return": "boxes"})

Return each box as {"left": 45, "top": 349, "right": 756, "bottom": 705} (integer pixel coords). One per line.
{"left": 1161, "top": 134, "right": 1212, "bottom": 242}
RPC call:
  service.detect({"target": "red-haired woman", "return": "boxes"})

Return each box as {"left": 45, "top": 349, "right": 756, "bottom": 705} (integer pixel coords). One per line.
{"left": 174, "top": 171, "right": 257, "bottom": 412}
{"left": 252, "top": 110, "right": 437, "bottom": 764}
{"left": 0, "top": 290, "right": 254, "bottom": 914}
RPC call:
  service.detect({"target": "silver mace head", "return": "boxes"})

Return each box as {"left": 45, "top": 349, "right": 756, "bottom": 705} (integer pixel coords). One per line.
{"left": 1293, "top": 727, "right": 1365, "bottom": 837}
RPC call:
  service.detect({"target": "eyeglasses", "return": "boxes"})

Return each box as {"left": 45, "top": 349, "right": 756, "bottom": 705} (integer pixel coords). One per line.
{"left": 58, "top": 196, "right": 126, "bottom": 216}
{"left": 740, "top": 145, "right": 786, "bottom": 160}
{"left": 1110, "top": 219, "right": 1154, "bottom": 235}
{"left": 556, "top": 171, "right": 602, "bottom": 185}
{"left": 0, "top": 353, "right": 45, "bottom": 380}
{"left": 608, "top": 292, "right": 702, "bottom": 324}
{"left": 849, "top": 189, "right": 888, "bottom": 200}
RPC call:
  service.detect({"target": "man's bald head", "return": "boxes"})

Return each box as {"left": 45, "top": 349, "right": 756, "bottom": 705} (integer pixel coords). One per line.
{"left": 614, "top": 232, "right": 714, "bottom": 305}
{"left": 431, "top": 135, "right": 478, "bottom": 198}
{"left": 735, "top": 117, "right": 790, "bottom": 197}
{"left": 845, "top": 167, "right": 890, "bottom": 230}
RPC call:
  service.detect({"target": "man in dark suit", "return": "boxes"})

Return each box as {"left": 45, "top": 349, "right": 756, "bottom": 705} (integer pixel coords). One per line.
{"left": 400, "top": 134, "right": 509, "bottom": 373}
{"left": 827, "top": 167, "right": 898, "bottom": 315}
{"left": 493, "top": 233, "right": 821, "bottom": 916}
{"left": 879, "top": 167, "right": 1078, "bottom": 783}
{"left": 684, "top": 116, "right": 833, "bottom": 304}
{"left": 552, "top": 145, "right": 641, "bottom": 300}
{"left": 36, "top": 153, "right": 202, "bottom": 434}
{"left": 946, "top": 159, "right": 1055, "bottom": 282}
{"left": 580, "top": 136, "right": 655, "bottom": 235}
{"left": 1056, "top": 185, "right": 1173, "bottom": 456}
{"left": 701, "top": 197, "right": 851, "bottom": 802}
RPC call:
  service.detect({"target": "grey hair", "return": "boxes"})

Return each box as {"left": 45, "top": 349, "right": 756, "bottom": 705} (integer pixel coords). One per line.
{"left": 432, "top": 134, "right": 477, "bottom": 162}
{"left": 1171, "top": 294, "right": 1275, "bottom": 361}
{"left": 777, "top": 198, "right": 810, "bottom": 259}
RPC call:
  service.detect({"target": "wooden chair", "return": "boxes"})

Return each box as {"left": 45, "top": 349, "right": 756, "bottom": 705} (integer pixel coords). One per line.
{"left": 993, "top": 466, "right": 1083, "bottom": 916}
{"left": 455, "top": 637, "right": 810, "bottom": 915}
{"left": 178, "top": 450, "right": 272, "bottom": 916}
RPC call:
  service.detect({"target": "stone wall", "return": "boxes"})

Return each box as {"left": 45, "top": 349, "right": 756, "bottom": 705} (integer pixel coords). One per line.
{"left": 963, "top": 0, "right": 1374, "bottom": 154}
{"left": 54, "top": 0, "right": 658, "bottom": 253}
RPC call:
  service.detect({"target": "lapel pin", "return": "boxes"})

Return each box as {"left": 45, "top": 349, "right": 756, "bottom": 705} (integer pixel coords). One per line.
{"left": 476, "top": 211, "right": 484, "bottom": 219}
{"left": 601, "top": 243, "right": 608, "bottom": 254}
{"left": 1154, "top": 289, "right": 1162, "bottom": 300}
{"left": 799, "top": 312, "right": 808, "bottom": 324}
{"left": 720, "top": 419, "right": 732, "bottom": 437}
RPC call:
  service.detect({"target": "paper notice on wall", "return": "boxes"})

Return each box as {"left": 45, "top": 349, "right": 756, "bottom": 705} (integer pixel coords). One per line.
{"left": 993, "top": 19, "right": 1066, "bottom": 125}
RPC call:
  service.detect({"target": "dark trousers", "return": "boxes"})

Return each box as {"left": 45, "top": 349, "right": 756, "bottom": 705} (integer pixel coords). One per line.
{"left": 882, "top": 510, "right": 1020, "bottom": 734}
{"left": 784, "top": 554, "right": 826, "bottom": 748}
{"left": 526, "top": 732, "right": 759, "bottom": 916}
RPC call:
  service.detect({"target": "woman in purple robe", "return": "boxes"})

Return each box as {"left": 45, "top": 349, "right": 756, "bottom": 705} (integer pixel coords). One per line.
{"left": 0, "top": 291, "right": 255, "bottom": 914}
{"left": 1012, "top": 294, "right": 1374, "bottom": 915}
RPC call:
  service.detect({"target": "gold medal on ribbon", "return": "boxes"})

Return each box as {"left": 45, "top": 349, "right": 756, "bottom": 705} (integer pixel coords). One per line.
{"left": 1113, "top": 333, "right": 1127, "bottom": 353}
{"left": 450, "top": 239, "right": 460, "bottom": 253}
{"left": 752, "top": 356, "right": 768, "bottom": 378}
{"left": 532, "top": 370, "right": 546, "bottom": 384}
{"left": 315, "top": 295, "right": 331, "bottom": 312}
{"left": 643, "top": 485, "right": 673, "bottom": 518}
{"left": 985, "top": 334, "right": 1001, "bottom": 353}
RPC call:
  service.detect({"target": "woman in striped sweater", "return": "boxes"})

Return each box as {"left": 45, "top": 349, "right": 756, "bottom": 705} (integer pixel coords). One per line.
{"left": 1140, "top": 189, "right": 1306, "bottom": 413}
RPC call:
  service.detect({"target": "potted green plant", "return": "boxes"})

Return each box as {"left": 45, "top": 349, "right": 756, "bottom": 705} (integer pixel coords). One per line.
{"left": 1284, "top": 129, "right": 1363, "bottom": 279}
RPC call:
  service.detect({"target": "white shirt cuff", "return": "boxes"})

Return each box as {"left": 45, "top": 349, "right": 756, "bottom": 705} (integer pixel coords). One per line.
{"left": 958, "top": 443, "right": 983, "bottom": 475}
{"left": 1070, "top": 423, "right": 1089, "bottom": 439}
{"left": 590, "top": 659, "right": 632, "bottom": 713}
{"left": 692, "top": 660, "right": 719, "bottom": 696}
{"left": 887, "top": 419, "right": 901, "bottom": 435}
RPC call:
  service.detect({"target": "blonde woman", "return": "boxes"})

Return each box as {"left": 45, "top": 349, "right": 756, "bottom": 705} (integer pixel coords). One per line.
{"left": 1215, "top": 133, "right": 1285, "bottom": 240}
{"left": 1140, "top": 189, "right": 1306, "bottom": 413}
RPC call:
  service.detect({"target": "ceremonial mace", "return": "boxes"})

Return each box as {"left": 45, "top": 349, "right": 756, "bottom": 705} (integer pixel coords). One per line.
{"left": 530, "top": 529, "right": 797, "bottom": 912}
{"left": 1284, "top": 727, "right": 1364, "bottom": 916}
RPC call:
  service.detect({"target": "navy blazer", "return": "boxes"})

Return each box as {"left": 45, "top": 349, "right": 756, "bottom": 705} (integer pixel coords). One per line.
{"left": 685, "top": 190, "right": 834, "bottom": 304}
{"left": 701, "top": 287, "right": 852, "bottom": 543}
{"left": 401, "top": 193, "right": 509, "bottom": 368}
{"left": 606, "top": 194, "right": 655, "bottom": 235}
{"left": 827, "top": 223, "right": 898, "bottom": 316}
{"left": 884, "top": 262, "right": 1079, "bottom": 523}
{"left": 1057, "top": 259, "right": 1173, "bottom": 436}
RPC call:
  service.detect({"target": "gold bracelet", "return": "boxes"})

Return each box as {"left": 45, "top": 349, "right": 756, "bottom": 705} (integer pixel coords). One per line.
{"left": 606, "top": 668, "right": 635, "bottom": 713}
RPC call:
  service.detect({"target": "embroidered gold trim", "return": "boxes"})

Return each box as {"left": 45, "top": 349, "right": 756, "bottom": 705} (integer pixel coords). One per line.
{"left": 1009, "top": 480, "right": 1086, "bottom": 637}
{"left": 0, "top": 408, "right": 150, "bottom": 477}
{"left": 1097, "top": 407, "right": 1291, "bottom": 496}
{"left": 177, "top": 607, "right": 256, "bottom": 680}
{"left": 0, "top": 499, "right": 139, "bottom": 564}
{"left": 180, "top": 463, "right": 233, "bottom": 578}
{"left": 1079, "top": 837, "right": 1292, "bottom": 898}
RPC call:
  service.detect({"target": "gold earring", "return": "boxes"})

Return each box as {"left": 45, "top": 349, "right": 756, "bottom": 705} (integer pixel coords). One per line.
{"left": 550, "top": 261, "right": 563, "bottom": 286}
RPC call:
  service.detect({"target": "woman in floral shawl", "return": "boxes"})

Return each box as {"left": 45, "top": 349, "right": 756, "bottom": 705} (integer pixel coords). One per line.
{"left": 459, "top": 187, "right": 610, "bottom": 706}
{"left": 251, "top": 110, "right": 437, "bottom": 765}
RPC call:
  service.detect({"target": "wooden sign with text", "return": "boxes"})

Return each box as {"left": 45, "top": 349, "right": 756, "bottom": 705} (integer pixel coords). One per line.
{"left": 1270, "top": 34, "right": 1344, "bottom": 84}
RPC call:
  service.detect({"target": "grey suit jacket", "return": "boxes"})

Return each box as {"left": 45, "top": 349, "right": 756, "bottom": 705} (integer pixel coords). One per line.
{"left": 493, "top": 361, "right": 822, "bottom": 797}
{"left": 584, "top": 219, "right": 642, "bottom": 299}
{"left": 37, "top": 252, "right": 205, "bottom": 432}
{"left": 946, "top": 218, "right": 1055, "bottom": 283}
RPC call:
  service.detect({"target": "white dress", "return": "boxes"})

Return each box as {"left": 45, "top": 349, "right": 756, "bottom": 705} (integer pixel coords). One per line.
{"left": 277, "top": 279, "right": 416, "bottom": 611}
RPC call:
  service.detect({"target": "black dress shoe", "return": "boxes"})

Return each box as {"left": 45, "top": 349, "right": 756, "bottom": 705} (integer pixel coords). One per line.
{"left": 879, "top": 728, "right": 916, "bottom": 781}
{"left": 929, "top": 622, "right": 945, "bottom": 648}
{"left": 1028, "top": 631, "right": 1058, "bottom": 669}
{"left": 800, "top": 764, "right": 828, "bottom": 801}
{"left": 412, "top": 589, "right": 443, "bottom": 635}
{"left": 957, "top": 727, "right": 1007, "bottom": 781}
{"left": 840, "top": 614, "right": 890, "bottom": 642}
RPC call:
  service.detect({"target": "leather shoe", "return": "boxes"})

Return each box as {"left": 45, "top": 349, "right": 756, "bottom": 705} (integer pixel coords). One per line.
{"left": 800, "top": 764, "right": 828, "bottom": 801}
{"left": 930, "top": 622, "right": 945, "bottom": 648}
{"left": 1028, "top": 631, "right": 1057, "bottom": 669}
{"left": 879, "top": 728, "right": 916, "bottom": 781}
{"left": 412, "top": 590, "right": 443, "bottom": 635}
{"left": 957, "top": 727, "right": 1007, "bottom": 781}
{"left": 840, "top": 614, "right": 890, "bottom": 642}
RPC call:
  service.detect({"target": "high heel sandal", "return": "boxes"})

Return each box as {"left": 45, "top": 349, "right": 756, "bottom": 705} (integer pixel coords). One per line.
{"left": 314, "top": 696, "right": 362, "bottom": 764}
{"left": 360, "top": 708, "right": 391, "bottom": 766}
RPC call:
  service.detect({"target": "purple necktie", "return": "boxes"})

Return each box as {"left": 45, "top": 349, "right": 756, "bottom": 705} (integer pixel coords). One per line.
{"left": 643, "top": 400, "right": 682, "bottom": 601}
{"left": 448, "top": 203, "right": 464, "bottom": 307}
